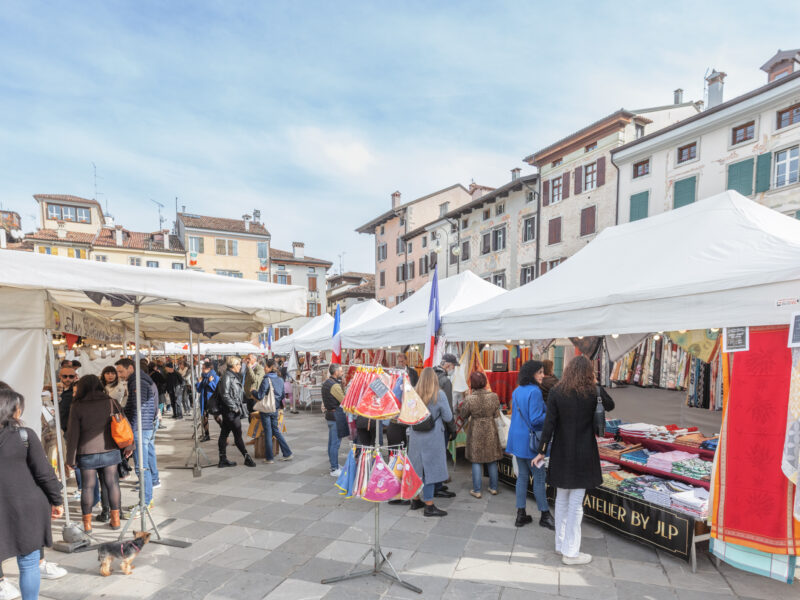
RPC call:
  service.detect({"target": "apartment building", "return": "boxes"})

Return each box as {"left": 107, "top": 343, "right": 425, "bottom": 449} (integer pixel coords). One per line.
{"left": 613, "top": 58, "right": 800, "bottom": 223}
{"left": 92, "top": 227, "right": 186, "bottom": 269}
{"left": 326, "top": 272, "right": 375, "bottom": 313}
{"left": 26, "top": 194, "right": 104, "bottom": 258}
{"left": 270, "top": 242, "right": 332, "bottom": 317}
{"left": 176, "top": 212, "right": 270, "bottom": 280}
{"left": 527, "top": 100, "right": 700, "bottom": 275}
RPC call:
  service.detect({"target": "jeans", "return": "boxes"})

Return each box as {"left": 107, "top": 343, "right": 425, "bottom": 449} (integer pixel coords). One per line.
{"left": 422, "top": 482, "right": 436, "bottom": 502}
{"left": 148, "top": 428, "right": 160, "bottom": 486}
{"left": 17, "top": 548, "right": 39, "bottom": 600}
{"left": 471, "top": 461, "right": 498, "bottom": 493}
{"left": 260, "top": 412, "right": 292, "bottom": 461}
{"left": 514, "top": 456, "right": 549, "bottom": 512}
{"left": 327, "top": 420, "right": 341, "bottom": 470}
{"left": 133, "top": 429, "right": 155, "bottom": 505}
{"left": 75, "top": 468, "right": 101, "bottom": 507}
{"left": 555, "top": 488, "right": 586, "bottom": 558}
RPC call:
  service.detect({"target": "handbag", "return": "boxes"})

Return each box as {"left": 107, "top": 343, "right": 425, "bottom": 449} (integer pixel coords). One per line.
{"left": 109, "top": 398, "right": 134, "bottom": 449}
{"left": 593, "top": 385, "right": 606, "bottom": 437}
{"left": 253, "top": 381, "right": 277, "bottom": 414}
{"left": 411, "top": 413, "right": 437, "bottom": 432}
{"left": 495, "top": 412, "right": 510, "bottom": 447}
{"left": 516, "top": 403, "right": 538, "bottom": 454}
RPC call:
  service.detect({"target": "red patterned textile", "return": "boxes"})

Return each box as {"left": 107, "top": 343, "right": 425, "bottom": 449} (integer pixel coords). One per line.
{"left": 486, "top": 371, "right": 518, "bottom": 408}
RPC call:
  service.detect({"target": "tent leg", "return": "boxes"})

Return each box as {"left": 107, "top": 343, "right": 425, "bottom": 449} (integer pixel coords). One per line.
{"left": 46, "top": 330, "right": 71, "bottom": 525}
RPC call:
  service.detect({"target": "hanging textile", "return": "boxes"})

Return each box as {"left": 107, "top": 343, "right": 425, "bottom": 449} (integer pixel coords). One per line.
{"left": 710, "top": 539, "right": 796, "bottom": 584}
{"left": 570, "top": 336, "right": 603, "bottom": 359}
{"left": 783, "top": 348, "right": 800, "bottom": 521}
{"left": 397, "top": 375, "right": 430, "bottom": 425}
{"left": 711, "top": 326, "right": 800, "bottom": 555}
{"left": 667, "top": 329, "right": 720, "bottom": 363}
{"left": 363, "top": 454, "right": 401, "bottom": 502}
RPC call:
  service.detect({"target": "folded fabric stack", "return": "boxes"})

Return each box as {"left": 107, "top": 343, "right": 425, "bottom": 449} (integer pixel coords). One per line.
{"left": 601, "top": 470, "right": 638, "bottom": 491}
{"left": 647, "top": 450, "right": 699, "bottom": 472}
{"left": 642, "top": 478, "right": 680, "bottom": 508}
{"left": 598, "top": 441, "right": 643, "bottom": 460}
{"left": 671, "top": 487, "right": 709, "bottom": 518}
{"left": 674, "top": 432, "right": 711, "bottom": 448}
{"left": 618, "top": 474, "right": 664, "bottom": 499}
{"left": 700, "top": 437, "right": 719, "bottom": 452}
{"left": 672, "top": 457, "right": 712, "bottom": 481}
{"left": 618, "top": 423, "right": 657, "bottom": 439}
{"left": 619, "top": 449, "right": 654, "bottom": 466}
{"left": 600, "top": 460, "right": 620, "bottom": 473}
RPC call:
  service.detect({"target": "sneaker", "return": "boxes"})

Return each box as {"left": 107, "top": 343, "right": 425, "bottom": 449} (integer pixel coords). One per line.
{"left": 263, "top": 459, "right": 275, "bottom": 464}
{"left": 488, "top": 489, "right": 498, "bottom": 495}
{"left": 562, "top": 552, "right": 592, "bottom": 565}
{"left": 469, "top": 490, "right": 482, "bottom": 499}
{"left": 152, "top": 481, "right": 162, "bottom": 489}
{"left": 0, "top": 578, "right": 21, "bottom": 599}
{"left": 70, "top": 490, "right": 82, "bottom": 501}
{"left": 279, "top": 455, "right": 293, "bottom": 461}
{"left": 39, "top": 561, "right": 67, "bottom": 580}
{"left": 330, "top": 468, "right": 342, "bottom": 477}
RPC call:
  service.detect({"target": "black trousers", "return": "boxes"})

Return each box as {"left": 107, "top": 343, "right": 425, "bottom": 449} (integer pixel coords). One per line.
{"left": 386, "top": 422, "right": 408, "bottom": 448}
{"left": 218, "top": 413, "right": 247, "bottom": 457}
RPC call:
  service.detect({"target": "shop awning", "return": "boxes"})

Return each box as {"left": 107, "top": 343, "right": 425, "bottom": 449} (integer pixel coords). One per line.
{"left": 289, "top": 299, "right": 389, "bottom": 352}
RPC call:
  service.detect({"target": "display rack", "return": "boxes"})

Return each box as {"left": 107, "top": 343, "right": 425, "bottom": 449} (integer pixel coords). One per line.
{"left": 600, "top": 454, "right": 711, "bottom": 490}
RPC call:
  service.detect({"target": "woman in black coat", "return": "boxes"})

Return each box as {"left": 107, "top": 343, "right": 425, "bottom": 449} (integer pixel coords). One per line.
{"left": 0, "top": 385, "right": 64, "bottom": 600}
{"left": 533, "top": 355, "right": 613, "bottom": 567}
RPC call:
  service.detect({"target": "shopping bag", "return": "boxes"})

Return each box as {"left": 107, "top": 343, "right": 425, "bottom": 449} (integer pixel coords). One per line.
{"left": 398, "top": 375, "right": 430, "bottom": 426}
{"left": 109, "top": 399, "right": 134, "bottom": 449}
{"left": 400, "top": 458, "right": 424, "bottom": 500}
{"left": 363, "top": 454, "right": 401, "bottom": 502}
{"left": 495, "top": 412, "right": 511, "bottom": 448}
{"left": 335, "top": 447, "right": 356, "bottom": 494}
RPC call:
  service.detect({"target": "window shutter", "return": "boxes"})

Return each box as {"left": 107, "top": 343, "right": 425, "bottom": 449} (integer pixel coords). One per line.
{"left": 306, "top": 303, "right": 310, "bottom": 317}
{"left": 727, "top": 158, "right": 754, "bottom": 196}
{"left": 541, "top": 261, "right": 549, "bottom": 274}
{"left": 542, "top": 180, "right": 550, "bottom": 206}
{"left": 289, "top": 328, "right": 293, "bottom": 335}
{"left": 755, "top": 152, "right": 772, "bottom": 193}
{"left": 562, "top": 173, "right": 570, "bottom": 199}
{"left": 596, "top": 157, "right": 606, "bottom": 187}
{"left": 629, "top": 192, "right": 649, "bottom": 222}
{"left": 673, "top": 176, "right": 696, "bottom": 209}
{"left": 287, "top": 275, "right": 292, "bottom": 285}
{"left": 520, "top": 268, "right": 525, "bottom": 285}
{"left": 198, "top": 238, "right": 204, "bottom": 253}
{"left": 548, "top": 217, "right": 561, "bottom": 244}
{"left": 574, "top": 167, "right": 582, "bottom": 195}
{"left": 273, "top": 274, "right": 278, "bottom": 283}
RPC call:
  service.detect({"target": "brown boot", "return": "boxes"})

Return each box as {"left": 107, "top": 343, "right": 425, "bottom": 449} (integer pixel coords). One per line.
{"left": 82, "top": 514, "right": 93, "bottom": 533}
{"left": 109, "top": 509, "right": 121, "bottom": 530}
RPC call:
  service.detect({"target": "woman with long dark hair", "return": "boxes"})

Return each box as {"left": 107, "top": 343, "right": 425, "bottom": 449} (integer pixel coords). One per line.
{"left": 65, "top": 375, "right": 132, "bottom": 533}
{"left": 533, "top": 355, "right": 614, "bottom": 565}
{"left": 0, "top": 385, "right": 64, "bottom": 600}
{"left": 506, "top": 360, "right": 554, "bottom": 529}
{"left": 101, "top": 365, "right": 127, "bottom": 407}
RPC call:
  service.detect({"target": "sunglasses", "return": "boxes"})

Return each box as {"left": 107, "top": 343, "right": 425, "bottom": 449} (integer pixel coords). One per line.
{"left": 60, "top": 374, "right": 76, "bottom": 379}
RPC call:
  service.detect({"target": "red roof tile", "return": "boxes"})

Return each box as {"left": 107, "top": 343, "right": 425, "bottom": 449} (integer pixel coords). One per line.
{"left": 178, "top": 213, "right": 270, "bottom": 236}
{"left": 25, "top": 229, "right": 96, "bottom": 244}
{"left": 269, "top": 247, "right": 332, "bottom": 267}
{"left": 93, "top": 228, "right": 184, "bottom": 253}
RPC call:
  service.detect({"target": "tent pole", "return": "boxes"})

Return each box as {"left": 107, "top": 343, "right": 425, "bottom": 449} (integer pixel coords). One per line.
{"left": 46, "top": 330, "right": 71, "bottom": 525}
{"left": 134, "top": 303, "right": 146, "bottom": 531}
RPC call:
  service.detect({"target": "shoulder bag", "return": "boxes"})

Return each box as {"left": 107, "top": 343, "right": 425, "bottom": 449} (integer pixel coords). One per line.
{"left": 516, "top": 400, "right": 538, "bottom": 454}
{"left": 253, "top": 381, "right": 277, "bottom": 414}
{"left": 593, "top": 385, "right": 606, "bottom": 437}
{"left": 110, "top": 398, "right": 134, "bottom": 448}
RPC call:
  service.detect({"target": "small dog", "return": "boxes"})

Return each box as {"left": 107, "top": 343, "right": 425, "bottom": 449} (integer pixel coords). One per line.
{"left": 97, "top": 531, "right": 151, "bottom": 576}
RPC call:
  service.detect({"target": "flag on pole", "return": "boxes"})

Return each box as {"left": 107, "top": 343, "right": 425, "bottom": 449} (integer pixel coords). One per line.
{"left": 423, "top": 264, "right": 441, "bottom": 368}
{"left": 332, "top": 303, "right": 342, "bottom": 364}
{"left": 267, "top": 326, "right": 273, "bottom": 353}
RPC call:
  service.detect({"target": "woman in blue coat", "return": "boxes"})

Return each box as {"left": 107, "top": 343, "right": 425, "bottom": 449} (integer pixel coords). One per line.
{"left": 506, "top": 360, "right": 555, "bottom": 529}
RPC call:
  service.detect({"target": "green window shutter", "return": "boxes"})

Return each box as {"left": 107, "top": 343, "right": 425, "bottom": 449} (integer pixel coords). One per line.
{"left": 755, "top": 152, "right": 772, "bottom": 193}
{"left": 795, "top": 210, "right": 800, "bottom": 220}
{"left": 629, "top": 191, "right": 649, "bottom": 222}
{"left": 673, "top": 176, "right": 696, "bottom": 209}
{"left": 727, "top": 158, "right": 754, "bottom": 196}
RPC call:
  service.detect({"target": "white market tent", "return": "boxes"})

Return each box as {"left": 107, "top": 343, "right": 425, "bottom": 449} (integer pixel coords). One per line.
{"left": 343, "top": 271, "right": 506, "bottom": 349}
{"left": 272, "top": 313, "right": 333, "bottom": 354}
{"left": 160, "top": 341, "right": 263, "bottom": 356}
{"left": 442, "top": 191, "right": 800, "bottom": 341}
{"left": 288, "top": 299, "right": 389, "bottom": 352}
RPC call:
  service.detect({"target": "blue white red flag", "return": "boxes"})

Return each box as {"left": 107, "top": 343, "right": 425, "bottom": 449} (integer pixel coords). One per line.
{"left": 267, "top": 326, "right": 272, "bottom": 352}
{"left": 332, "top": 304, "right": 342, "bottom": 364}
{"left": 423, "top": 264, "right": 440, "bottom": 367}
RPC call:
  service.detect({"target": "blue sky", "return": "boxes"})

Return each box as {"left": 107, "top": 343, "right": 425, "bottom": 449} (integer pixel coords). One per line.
{"left": 1, "top": 1, "right": 798, "bottom": 272}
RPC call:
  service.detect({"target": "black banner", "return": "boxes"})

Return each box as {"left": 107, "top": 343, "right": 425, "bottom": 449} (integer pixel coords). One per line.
{"left": 498, "top": 454, "right": 694, "bottom": 561}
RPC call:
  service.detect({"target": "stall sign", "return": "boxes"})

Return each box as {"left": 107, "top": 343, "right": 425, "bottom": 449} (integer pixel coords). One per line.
{"left": 49, "top": 303, "right": 124, "bottom": 343}
{"left": 722, "top": 327, "right": 749, "bottom": 353}
{"left": 789, "top": 312, "right": 800, "bottom": 349}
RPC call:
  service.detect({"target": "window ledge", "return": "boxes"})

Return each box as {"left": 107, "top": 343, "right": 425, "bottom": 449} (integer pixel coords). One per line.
{"left": 767, "top": 180, "right": 800, "bottom": 195}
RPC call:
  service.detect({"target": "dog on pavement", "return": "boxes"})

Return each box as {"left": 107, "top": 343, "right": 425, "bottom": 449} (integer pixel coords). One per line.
{"left": 97, "top": 531, "right": 151, "bottom": 576}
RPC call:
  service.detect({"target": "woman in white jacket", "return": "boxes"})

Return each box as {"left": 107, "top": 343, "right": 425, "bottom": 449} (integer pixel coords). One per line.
{"left": 101, "top": 366, "right": 127, "bottom": 407}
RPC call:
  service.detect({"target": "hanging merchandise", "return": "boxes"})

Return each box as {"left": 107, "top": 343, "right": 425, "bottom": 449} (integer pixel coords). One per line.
{"left": 400, "top": 457, "right": 424, "bottom": 500}
{"left": 397, "top": 374, "right": 430, "bottom": 425}
{"left": 363, "top": 454, "right": 402, "bottom": 502}
{"left": 391, "top": 452, "right": 405, "bottom": 480}
{"left": 354, "top": 371, "right": 401, "bottom": 419}
{"left": 335, "top": 447, "right": 357, "bottom": 496}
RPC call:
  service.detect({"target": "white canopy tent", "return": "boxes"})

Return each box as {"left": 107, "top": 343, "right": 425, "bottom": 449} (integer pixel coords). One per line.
{"left": 343, "top": 271, "right": 506, "bottom": 349}
{"left": 288, "top": 299, "right": 389, "bottom": 352}
{"left": 160, "top": 341, "right": 263, "bottom": 356}
{"left": 272, "top": 313, "right": 333, "bottom": 354}
{"left": 443, "top": 191, "right": 800, "bottom": 341}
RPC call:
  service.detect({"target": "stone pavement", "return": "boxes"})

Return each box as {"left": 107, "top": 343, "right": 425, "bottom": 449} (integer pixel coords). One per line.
{"left": 10, "top": 411, "right": 794, "bottom": 599}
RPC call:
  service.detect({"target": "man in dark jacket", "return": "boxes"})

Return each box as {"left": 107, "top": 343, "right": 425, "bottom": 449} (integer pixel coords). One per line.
{"left": 213, "top": 356, "right": 256, "bottom": 468}
{"left": 149, "top": 363, "right": 167, "bottom": 421}
{"left": 164, "top": 362, "right": 184, "bottom": 419}
{"left": 196, "top": 361, "right": 218, "bottom": 441}
{"left": 396, "top": 352, "right": 418, "bottom": 387}
{"left": 253, "top": 359, "right": 293, "bottom": 464}
{"left": 321, "top": 364, "right": 346, "bottom": 475}
{"left": 56, "top": 365, "right": 77, "bottom": 432}
{"left": 115, "top": 358, "right": 159, "bottom": 508}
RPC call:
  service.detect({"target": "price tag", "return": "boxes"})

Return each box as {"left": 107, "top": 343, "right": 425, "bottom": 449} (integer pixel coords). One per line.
{"left": 369, "top": 377, "right": 391, "bottom": 398}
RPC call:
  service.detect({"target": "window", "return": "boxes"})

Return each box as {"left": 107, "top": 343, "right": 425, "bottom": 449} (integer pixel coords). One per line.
{"left": 492, "top": 226, "right": 506, "bottom": 251}
{"left": 399, "top": 217, "right": 405, "bottom": 227}
{"left": 580, "top": 206, "right": 596, "bottom": 236}
{"left": 407, "top": 261, "right": 415, "bottom": 279}
{"left": 492, "top": 272, "right": 506, "bottom": 289}
{"left": 522, "top": 215, "right": 536, "bottom": 242}
{"left": 526, "top": 191, "right": 535, "bottom": 203}
{"left": 633, "top": 160, "right": 650, "bottom": 178}
{"left": 439, "top": 202, "right": 449, "bottom": 217}
{"left": 585, "top": 142, "right": 597, "bottom": 152}
{"left": 481, "top": 232, "right": 491, "bottom": 255}
{"left": 257, "top": 273, "right": 270, "bottom": 282}
{"left": 422, "top": 237, "right": 427, "bottom": 248}
{"left": 731, "top": 121, "right": 755, "bottom": 145}
{"left": 548, "top": 217, "right": 562, "bottom": 245}
{"left": 551, "top": 177, "right": 562, "bottom": 204}
{"left": 396, "top": 264, "right": 406, "bottom": 282}
{"left": 775, "top": 146, "right": 800, "bottom": 188}
{"left": 482, "top": 209, "right": 490, "bottom": 221}
{"left": 450, "top": 222, "right": 457, "bottom": 234}
{"left": 419, "top": 255, "right": 430, "bottom": 276}
{"left": 583, "top": 162, "right": 597, "bottom": 191}
{"left": 552, "top": 158, "right": 562, "bottom": 167}
{"left": 308, "top": 303, "right": 319, "bottom": 317}
{"left": 407, "top": 241, "right": 413, "bottom": 253}
{"left": 520, "top": 265, "right": 535, "bottom": 285}
{"left": 217, "top": 270, "right": 243, "bottom": 278}
{"left": 77, "top": 208, "right": 91, "bottom": 223}
{"left": 277, "top": 273, "right": 288, "bottom": 284}
{"left": 144, "top": 260, "right": 158, "bottom": 268}
{"left": 171, "top": 262, "right": 184, "bottom": 270}
{"left": 496, "top": 203, "right": 505, "bottom": 216}
{"left": 548, "top": 259, "right": 562, "bottom": 270}
{"left": 430, "top": 232, "right": 436, "bottom": 242}
{"left": 380, "top": 225, "right": 385, "bottom": 235}
{"left": 462, "top": 218, "right": 469, "bottom": 229}
{"left": 188, "top": 236, "right": 204, "bottom": 253}
{"left": 777, "top": 104, "right": 800, "bottom": 129}
{"left": 47, "top": 204, "right": 60, "bottom": 220}
{"left": 215, "top": 238, "right": 238, "bottom": 256}
{"left": 61, "top": 206, "right": 76, "bottom": 222}
{"left": 677, "top": 142, "right": 697, "bottom": 164}
{"left": 635, "top": 124, "right": 645, "bottom": 139}
{"left": 308, "top": 276, "right": 317, "bottom": 291}
{"left": 67, "top": 248, "right": 86, "bottom": 259}
{"left": 449, "top": 244, "right": 458, "bottom": 265}
{"left": 379, "top": 271, "right": 386, "bottom": 287}
{"left": 277, "top": 264, "right": 286, "bottom": 270}
{"left": 377, "top": 243, "right": 387, "bottom": 261}
{"left": 258, "top": 242, "right": 268, "bottom": 259}
{"left": 727, "top": 158, "right": 755, "bottom": 196}
{"left": 129, "top": 257, "right": 142, "bottom": 266}
{"left": 308, "top": 266, "right": 316, "bottom": 273}
{"left": 629, "top": 192, "right": 649, "bottom": 222}
{"left": 95, "top": 255, "right": 107, "bottom": 262}
{"left": 396, "top": 238, "right": 406, "bottom": 255}
{"left": 673, "top": 176, "right": 697, "bottom": 208}
{"left": 461, "top": 240, "right": 470, "bottom": 261}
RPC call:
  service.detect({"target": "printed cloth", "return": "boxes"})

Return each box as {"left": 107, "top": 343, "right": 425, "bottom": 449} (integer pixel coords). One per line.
{"left": 600, "top": 470, "right": 637, "bottom": 491}
{"left": 671, "top": 488, "right": 709, "bottom": 518}
{"left": 710, "top": 538, "right": 796, "bottom": 584}
{"left": 647, "top": 450, "right": 699, "bottom": 472}
{"left": 782, "top": 348, "right": 800, "bottom": 522}
{"left": 667, "top": 329, "right": 720, "bottom": 363}
{"left": 672, "top": 458, "right": 712, "bottom": 481}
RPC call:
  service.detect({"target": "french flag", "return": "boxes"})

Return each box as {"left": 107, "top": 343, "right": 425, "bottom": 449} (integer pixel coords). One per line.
{"left": 331, "top": 303, "right": 342, "bottom": 364}
{"left": 267, "top": 326, "right": 272, "bottom": 353}
{"left": 423, "top": 264, "right": 440, "bottom": 368}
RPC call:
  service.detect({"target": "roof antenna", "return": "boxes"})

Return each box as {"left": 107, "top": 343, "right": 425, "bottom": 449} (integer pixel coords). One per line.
{"left": 92, "top": 162, "right": 107, "bottom": 214}
{"left": 150, "top": 198, "right": 165, "bottom": 230}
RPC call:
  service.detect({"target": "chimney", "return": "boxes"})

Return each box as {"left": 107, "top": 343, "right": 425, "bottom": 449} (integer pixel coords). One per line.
{"left": 242, "top": 214, "right": 251, "bottom": 232}
{"left": 56, "top": 221, "right": 67, "bottom": 239}
{"left": 162, "top": 229, "right": 170, "bottom": 249}
{"left": 705, "top": 70, "right": 726, "bottom": 109}
{"left": 511, "top": 168, "right": 521, "bottom": 181}
{"left": 391, "top": 191, "right": 402, "bottom": 209}
{"left": 292, "top": 241, "right": 305, "bottom": 259}
{"left": 674, "top": 88, "right": 684, "bottom": 105}
{"left": 181, "top": 205, "right": 186, "bottom": 213}
{"left": 114, "top": 225, "right": 123, "bottom": 247}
